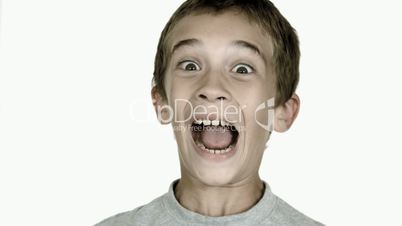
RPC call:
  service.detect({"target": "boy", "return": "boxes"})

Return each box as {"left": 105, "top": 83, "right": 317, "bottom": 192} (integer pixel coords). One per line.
{"left": 96, "top": 0, "right": 323, "bottom": 225}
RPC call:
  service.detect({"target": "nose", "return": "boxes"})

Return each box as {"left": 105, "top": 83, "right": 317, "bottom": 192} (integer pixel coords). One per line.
{"left": 196, "top": 75, "right": 231, "bottom": 103}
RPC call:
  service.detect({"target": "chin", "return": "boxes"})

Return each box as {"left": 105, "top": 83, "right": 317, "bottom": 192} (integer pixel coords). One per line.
{"left": 192, "top": 166, "right": 240, "bottom": 186}
{"left": 174, "top": 109, "right": 248, "bottom": 186}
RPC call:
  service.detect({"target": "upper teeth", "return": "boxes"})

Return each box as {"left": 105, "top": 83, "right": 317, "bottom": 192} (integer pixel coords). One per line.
{"left": 194, "top": 119, "right": 230, "bottom": 126}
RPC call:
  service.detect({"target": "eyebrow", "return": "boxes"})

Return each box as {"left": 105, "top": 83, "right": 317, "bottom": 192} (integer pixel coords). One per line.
{"left": 171, "top": 39, "right": 265, "bottom": 61}
{"left": 171, "top": 38, "right": 202, "bottom": 54}
{"left": 231, "top": 40, "right": 263, "bottom": 59}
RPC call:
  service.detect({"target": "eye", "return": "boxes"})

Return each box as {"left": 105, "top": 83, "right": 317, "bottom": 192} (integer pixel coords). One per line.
{"left": 232, "top": 64, "right": 254, "bottom": 74}
{"left": 178, "top": 60, "right": 201, "bottom": 71}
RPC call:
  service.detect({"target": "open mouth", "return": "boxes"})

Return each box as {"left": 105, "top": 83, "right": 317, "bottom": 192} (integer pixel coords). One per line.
{"left": 190, "top": 119, "right": 239, "bottom": 155}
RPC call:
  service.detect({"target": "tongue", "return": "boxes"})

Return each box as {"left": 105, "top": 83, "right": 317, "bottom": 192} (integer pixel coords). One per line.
{"left": 201, "top": 126, "right": 233, "bottom": 149}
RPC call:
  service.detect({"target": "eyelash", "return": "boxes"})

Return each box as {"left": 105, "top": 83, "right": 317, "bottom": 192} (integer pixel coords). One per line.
{"left": 178, "top": 60, "right": 201, "bottom": 71}
{"left": 177, "top": 60, "right": 255, "bottom": 75}
{"left": 231, "top": 63, "right": 255, "bottom": 74}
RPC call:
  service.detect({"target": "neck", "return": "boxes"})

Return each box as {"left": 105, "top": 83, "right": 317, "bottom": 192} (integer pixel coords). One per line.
{"left": 174, "top": 174, "right": 265, "bottom": 217}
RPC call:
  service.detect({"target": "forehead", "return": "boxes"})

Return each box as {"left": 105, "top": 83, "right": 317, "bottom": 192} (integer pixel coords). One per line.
{"left": 167, "top": 10, "right": 274, "bottom": 60}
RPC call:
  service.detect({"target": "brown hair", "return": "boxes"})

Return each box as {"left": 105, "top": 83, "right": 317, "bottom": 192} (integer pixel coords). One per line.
{"left": 152, "top": 0, "right": 300, "bottom": 107}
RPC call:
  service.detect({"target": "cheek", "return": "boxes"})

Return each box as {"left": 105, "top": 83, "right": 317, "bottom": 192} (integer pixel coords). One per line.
{"left": 165, "top": 77, "right": 186, "bottom": 106}
{"left": 236, "top": 88, "right": 272, "bottom": 122}
{"left": 232, "top": 74, "right": 274, "bottom": 101}
{"left": 168, "top": 75, "right": 195, "bottom": 99}
{"left": 236, "top": 83, "right": 273, "bottom": 148}
{"left": 164, "top": 71, "right": 185, "bottom": 101}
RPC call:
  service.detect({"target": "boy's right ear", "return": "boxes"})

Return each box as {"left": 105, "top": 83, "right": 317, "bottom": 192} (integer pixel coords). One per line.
{"left": 151, "top": 86, "right": 171, "bottom": 124}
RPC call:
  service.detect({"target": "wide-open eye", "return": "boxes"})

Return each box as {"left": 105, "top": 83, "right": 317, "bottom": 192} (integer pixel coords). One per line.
{"left": 231, "top": 63, "right": 254, "bottom": 74}
{"left": 178, "top": 60, "right": 201, "bottom": 71}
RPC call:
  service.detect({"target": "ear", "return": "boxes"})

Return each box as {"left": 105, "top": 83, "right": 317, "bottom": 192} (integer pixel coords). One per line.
{"left": 151, "top": 86, "right": 171, "bottom": 124}
{"left": 274, "top": 93, "right": 300, "bottom": 133}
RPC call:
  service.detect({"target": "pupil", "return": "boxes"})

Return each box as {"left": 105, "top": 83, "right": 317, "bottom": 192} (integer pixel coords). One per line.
{"left": 185, "top": 63, "right": 197, "bottom": 71}
{"left": 237, "top": 67, "right": 248, "bottom": 74}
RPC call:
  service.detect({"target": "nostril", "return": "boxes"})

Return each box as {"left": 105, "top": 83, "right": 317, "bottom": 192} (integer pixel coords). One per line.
{"left": 198, "top": 94, "right": 227, "bottom": 102}
{"left": 199, "top": 94, "right": 208, "bottom": 99}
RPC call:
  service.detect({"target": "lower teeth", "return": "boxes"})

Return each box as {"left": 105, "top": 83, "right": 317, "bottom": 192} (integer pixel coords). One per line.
{"left": 197, "top": 143, "right": 232, "bottom": 154}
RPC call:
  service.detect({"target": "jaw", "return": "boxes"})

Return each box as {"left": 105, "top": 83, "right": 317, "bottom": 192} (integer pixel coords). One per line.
{"left": 179, "top": 117, "right": 269, "bottom": 185}
{"left": 177, "top": 121, "right": 267, "bottom": 188}
{"left": 172, "top": 101, "right": 247, "bottom": 184}
{"left": 181, "top": 127, "right": 245, "bottom": 186}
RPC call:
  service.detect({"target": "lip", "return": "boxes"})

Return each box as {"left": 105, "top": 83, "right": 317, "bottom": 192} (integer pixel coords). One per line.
{"left": 184, "top": 108, "right": 243, "bottom": 162}
{"left": 190, "top": 138, "right": 238, "bottom": 162}
{"left": 188, "top": 114, "right": 242, "bottom": 133}
{"left": 188, "top": 124, "right": 240, "bottom": 162}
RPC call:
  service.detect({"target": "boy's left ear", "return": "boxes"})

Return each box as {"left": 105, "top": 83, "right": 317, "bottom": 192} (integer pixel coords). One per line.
{"left": 274, "top": 93, "right": 300, "bottom": 133}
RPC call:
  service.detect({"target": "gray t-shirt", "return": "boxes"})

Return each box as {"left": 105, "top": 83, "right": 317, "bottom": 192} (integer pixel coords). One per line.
{"left": 95, "top": 180, "right": 324, "bottom": 226}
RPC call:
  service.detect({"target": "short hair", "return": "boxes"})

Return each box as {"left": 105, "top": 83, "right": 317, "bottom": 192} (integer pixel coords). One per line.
{"left": 152, "top": 0, "right": 300, "bottom": 107}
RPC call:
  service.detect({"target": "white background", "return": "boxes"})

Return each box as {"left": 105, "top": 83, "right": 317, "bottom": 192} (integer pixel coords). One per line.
{"left": 1, "top": 0, "right": 401, "bottom": 225}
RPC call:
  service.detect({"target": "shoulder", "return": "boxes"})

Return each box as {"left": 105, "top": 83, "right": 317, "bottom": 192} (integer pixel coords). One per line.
{"left": 94, "top": 207, "right": 142, "bottom": 226}
{"left": 94, "top": 195, "right": 172, "bottom": 226}
{"left": 267, "top": 196, "right": 324, "bottom": 226}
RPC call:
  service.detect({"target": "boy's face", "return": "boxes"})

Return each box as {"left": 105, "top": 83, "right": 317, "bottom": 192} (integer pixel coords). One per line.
{"left": 158, "top": 10, "right": 277, "bottom": 186}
